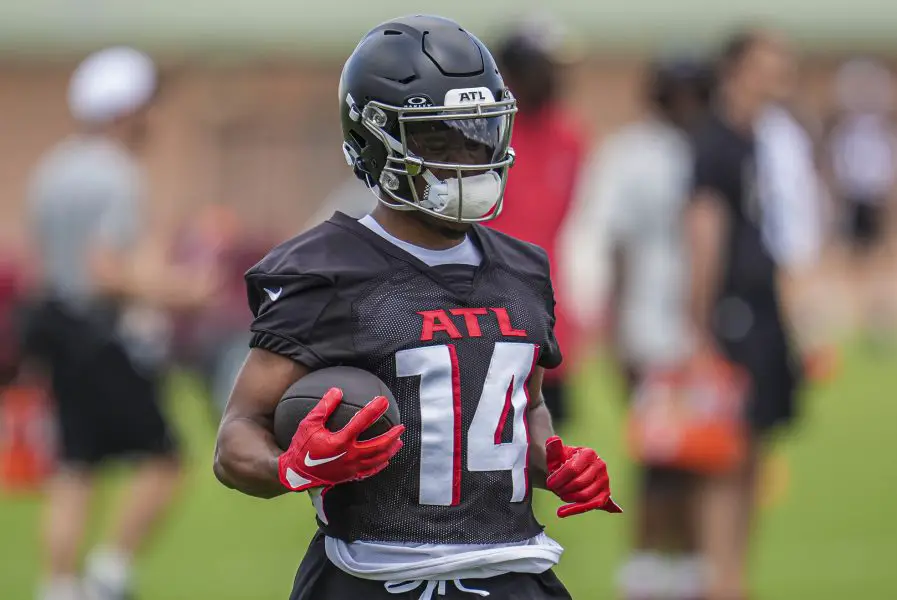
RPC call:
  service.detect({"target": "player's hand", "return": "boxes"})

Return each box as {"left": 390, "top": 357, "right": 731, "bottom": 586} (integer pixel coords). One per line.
{"left": 277, "top": 387, "right": 405, "bottom": 493}
{"left": 545, "top": 435, "right": 623, "bottom": 518}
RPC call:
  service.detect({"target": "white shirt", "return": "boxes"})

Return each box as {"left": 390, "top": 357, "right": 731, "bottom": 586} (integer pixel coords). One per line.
{"left": 756, "top": 105, "right": 824, "bottom": 270}
{"left": 358, "top": 214, "right": 483, "bottom": 266}
{"left": 829, "top": 112, "right": 897, "bottom": 201}
{"left": 317, "top": 214, "right": 561, "bottom": 600}
{"left": 559, "top": 119, "right": 692, "bottom": 368}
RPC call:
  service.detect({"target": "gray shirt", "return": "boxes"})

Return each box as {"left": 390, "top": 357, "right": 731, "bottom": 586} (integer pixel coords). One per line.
{"left": 27, "top": 135, "right": 142, "bottom": 311}
{"left": 27, "top": 136, "right": 170, "bottom": 371}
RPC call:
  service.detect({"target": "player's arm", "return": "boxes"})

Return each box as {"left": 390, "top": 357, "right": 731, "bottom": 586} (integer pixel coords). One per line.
{"left": 525, "top": 366, "right": 554, "bottom": 490}
{"left": 215, "top": 268, "right": 404, "bottom": 499}
{"left": 214, "top": 347, "right": 404, "bottom": 498}
{"left": 91, "top": 239, "right": 218, "bottom": 311}
{"left": 214, "top": 348, "right": 307, "bottom": 498}
{"left": 527, "top": 368, "right": 622, "bottom": 517}
{"left": 86, "top": 185, "right": 216, "bottom": 310}
{"left": 686, "top": 189, "right": 727, "bottom": 347}
{"left": 687, "top": 131, "right": 730, "bottom": 350}
{"left": 214, "top": 268, "right": 328, "bottom": 499}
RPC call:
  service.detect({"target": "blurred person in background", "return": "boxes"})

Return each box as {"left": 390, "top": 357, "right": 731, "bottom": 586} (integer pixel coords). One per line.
{"left": 755, "top": 93, "right": 823, "bottom": 274}
{"left": 0, "top": 252, "right": 28, "bottom": 389}
{"left": 688, "top": 29, "right": 803, "bottom": 600}
{"left": 22, "top": 47, "right": 216, "bottom": 600}
{"left": 0, "top": 251, "right": 53, "bottom": 492}
{"left": 825, "top": 57, "right": 897, "bottom": 345}
{"left": 169, "top": 204, "right": 273, "bottom": 418}
{"left": 302, "top": 176, "right": 378, "bottom": 230}
{"left": 562, "top": 57, "right": 713, "bottom": 600}
{"left": 754, "top": 48, "right": 834, "bottom": 380}
{"left": 489, "top": 16, "right": 586, "bottom": 429}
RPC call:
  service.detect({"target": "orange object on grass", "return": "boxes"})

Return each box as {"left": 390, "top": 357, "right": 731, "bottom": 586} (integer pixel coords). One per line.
{"left": 803, "top": 345, "right": 840, "bottom": 384}
{"left": 626, "top": 355, "right": 751, "bottom": 475}
{"left": 0, "top": 384, "right": 55, "bottom": 492}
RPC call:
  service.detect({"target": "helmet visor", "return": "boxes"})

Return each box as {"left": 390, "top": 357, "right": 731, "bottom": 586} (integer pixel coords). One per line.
{"left": 398, "top": 102, "right": 514, "bottom": 166}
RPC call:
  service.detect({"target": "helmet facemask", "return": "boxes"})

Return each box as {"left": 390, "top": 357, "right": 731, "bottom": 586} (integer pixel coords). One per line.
{"left": 344, "top": 88, "right": 517, "bottom": 224}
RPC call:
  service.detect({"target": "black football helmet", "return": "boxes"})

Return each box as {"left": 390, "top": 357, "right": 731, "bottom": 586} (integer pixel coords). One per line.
{"left": 339, "top": 15, "right": 517, "bottom": 223}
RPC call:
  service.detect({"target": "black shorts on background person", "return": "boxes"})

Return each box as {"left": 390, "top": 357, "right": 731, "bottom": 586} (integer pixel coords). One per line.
{"left": 846, "top": 200, "right": 887, "bottom": 252}
{"left": 20, "top": 298, "right": 178, "bottom": 467}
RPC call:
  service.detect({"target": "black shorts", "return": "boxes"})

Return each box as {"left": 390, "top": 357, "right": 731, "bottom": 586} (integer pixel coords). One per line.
{"left": 847, "top": 200, "right": 886, "bottom": 250}
{"left": 721, "top": 326, "right": 801, "bottom": 435}
{"left": 20, "top": 299, "right": 178, "bottom": 467}
{"left": 290, "top": 531, "right": 572, "bottom": 600}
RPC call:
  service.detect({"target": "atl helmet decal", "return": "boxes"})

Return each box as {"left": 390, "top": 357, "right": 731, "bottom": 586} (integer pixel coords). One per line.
{"left": 444, "top": 87, "right": 496, "bottom": 107}
{"left": 404, "top": 95, "right": 434, "bottom": 107}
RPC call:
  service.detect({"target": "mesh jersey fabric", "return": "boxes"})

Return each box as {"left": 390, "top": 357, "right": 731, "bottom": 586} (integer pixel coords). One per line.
{"left": 246, "top": 212, "right": 561, "bottom": 544}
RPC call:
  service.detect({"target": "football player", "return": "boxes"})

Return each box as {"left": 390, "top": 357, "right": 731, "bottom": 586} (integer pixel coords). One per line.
{"left": 214, "top": 15, "right": 620, "bottom": 600}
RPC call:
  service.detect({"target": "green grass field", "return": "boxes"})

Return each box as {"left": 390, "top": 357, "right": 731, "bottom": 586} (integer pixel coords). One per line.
{"left": 2, "top": 345, "right": 896, "bottom": 599}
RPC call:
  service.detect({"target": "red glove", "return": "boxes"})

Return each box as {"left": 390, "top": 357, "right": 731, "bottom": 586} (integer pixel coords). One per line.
{"left": 545, "top": 435, "right": 623, "bottom": 518}
{"left": 278, "top": 387, "right": 405, "bottom": 492}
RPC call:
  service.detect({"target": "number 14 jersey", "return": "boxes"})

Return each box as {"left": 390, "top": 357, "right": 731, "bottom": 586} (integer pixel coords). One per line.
{"left": 246, "top": 212, "right": 562, "bottom": 545}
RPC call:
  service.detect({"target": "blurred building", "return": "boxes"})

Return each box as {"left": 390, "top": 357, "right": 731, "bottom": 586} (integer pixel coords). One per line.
{"left": 0, "top": 6, "right": 894, "bottom": 309}
{"left": 0, "top": 59, "right": 862, "bottom": 241}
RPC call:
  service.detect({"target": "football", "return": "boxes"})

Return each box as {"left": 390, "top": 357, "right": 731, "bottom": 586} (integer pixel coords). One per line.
{"left": 273, "top": 366, "right": 401, "bottom": 450}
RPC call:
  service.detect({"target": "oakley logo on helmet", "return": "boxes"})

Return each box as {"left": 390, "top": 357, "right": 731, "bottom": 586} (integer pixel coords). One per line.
{"left": 444, "top": 87, "right": 495, "bottom": 106}
{"left": 404, "top": 95, "right": 434, "bottom": 107}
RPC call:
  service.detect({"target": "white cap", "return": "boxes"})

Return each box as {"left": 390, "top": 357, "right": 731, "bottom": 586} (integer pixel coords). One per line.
{"left": 67, "top": 46, "right": 158, "bottom": 125}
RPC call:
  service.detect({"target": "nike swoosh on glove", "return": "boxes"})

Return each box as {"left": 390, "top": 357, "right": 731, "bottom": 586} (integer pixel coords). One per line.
{"left": 278, "top": 387, "right": 405, "bottom": 492}
{"left": 545, "top": 435, "right": 623, "bottom": 518}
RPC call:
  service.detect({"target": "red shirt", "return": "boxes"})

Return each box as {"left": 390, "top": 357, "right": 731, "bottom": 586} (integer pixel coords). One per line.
{"left": 0, "top": 257, "right": 26, "bottom": 380}
{"left": 487, "top": 106, "right": 586, "bottom": 376}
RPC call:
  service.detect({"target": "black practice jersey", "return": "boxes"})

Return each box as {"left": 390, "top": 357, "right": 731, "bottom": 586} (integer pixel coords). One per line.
{"left": 246, "top": 212, "right": 562, "bottom": 544}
